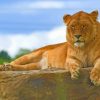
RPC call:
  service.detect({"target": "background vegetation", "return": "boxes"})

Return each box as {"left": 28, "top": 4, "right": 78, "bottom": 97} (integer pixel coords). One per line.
{"left": 0, "top": 48, "right": 31, "bottom": 64}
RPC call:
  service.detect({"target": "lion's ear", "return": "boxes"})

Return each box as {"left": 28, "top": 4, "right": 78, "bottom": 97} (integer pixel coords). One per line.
{"left": 63, "top": 14, "right": 71, "bottom": 25}
{"left": 90, "top": 10, "right": 98, "bottom": 20}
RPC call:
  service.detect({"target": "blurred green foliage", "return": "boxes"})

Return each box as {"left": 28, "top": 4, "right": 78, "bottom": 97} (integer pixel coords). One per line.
{"left": 0, "top": 48, "right": 31, "bottom": 64}
{"left": 0, "top": 50, "right": 11, "bottom": 64}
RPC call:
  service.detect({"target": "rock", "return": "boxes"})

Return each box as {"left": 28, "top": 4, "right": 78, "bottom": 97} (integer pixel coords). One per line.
{"left": 0, "top": 68, "right": 100, "bottom": 100}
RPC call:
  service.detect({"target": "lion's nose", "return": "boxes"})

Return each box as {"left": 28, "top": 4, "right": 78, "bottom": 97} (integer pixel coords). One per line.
{"left": 74, "top": 34, "right": 81, "bottom": 39}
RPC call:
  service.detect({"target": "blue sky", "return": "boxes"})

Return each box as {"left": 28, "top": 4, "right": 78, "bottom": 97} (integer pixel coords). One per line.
{"left": 0, "top": 0, "right": 100, "bottom": 56}
{"left": 0, "top": 0, "right": 100, "bottom": 33}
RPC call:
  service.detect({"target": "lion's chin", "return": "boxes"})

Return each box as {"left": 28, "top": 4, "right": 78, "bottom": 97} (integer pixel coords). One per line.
{"left": 74, "top": 42, "right": 85, "bottom": 48}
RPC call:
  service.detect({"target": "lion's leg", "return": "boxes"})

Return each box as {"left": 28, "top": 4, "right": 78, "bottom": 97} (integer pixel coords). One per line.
{"left": 11, "top": 63, "right": 40, "bottom": 71}
{"left": 8, "top": 50, "right": 43, "bottom": 71}
{"left": 65, "top": 58, "right": 82, "bottom": 79}
{"left": 10, "top": 57, "right": 49, "bottom": 71}
{"left": 2, "top": 51, "right": 48, "bottom": 71}
{"left": 11, "top": 50, "right": 42, "bottom": 65}
{"left": 90, "top": 58, "right": 100, "bottom": 86}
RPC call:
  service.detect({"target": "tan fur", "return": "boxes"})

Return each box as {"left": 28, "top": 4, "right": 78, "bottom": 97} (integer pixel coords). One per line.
{"left": 9, "top": 10, "right": 100, "bottom": 85}
{"left": 10, "top": 43, "right": 66, "bottom": 70}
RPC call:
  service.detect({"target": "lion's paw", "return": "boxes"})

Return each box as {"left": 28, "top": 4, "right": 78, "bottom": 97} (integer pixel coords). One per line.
{"left": 90, "top": 68, "right": 100, "bottom": 86}
{"left": 70, "top": 65, "right": 80, "bottom": 80}
{"left": 0, "top": 63, "right": 12, "bottom": 71}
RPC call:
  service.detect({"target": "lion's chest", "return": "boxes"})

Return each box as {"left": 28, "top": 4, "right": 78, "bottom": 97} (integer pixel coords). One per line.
{"left": 67, "top": 48, "right": 93, "bottom": 68}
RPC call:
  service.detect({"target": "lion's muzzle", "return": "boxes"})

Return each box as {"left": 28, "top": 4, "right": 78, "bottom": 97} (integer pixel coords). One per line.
{"left": 74, "top": 34, "right": 85, "bottom": 47}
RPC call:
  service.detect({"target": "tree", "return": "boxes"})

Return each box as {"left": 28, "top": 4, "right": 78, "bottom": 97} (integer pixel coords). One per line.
{"left": 0, "top": 50, "right": 11, "bottom": 64}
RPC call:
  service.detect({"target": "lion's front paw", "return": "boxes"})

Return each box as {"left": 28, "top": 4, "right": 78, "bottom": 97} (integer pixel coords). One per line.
{"left": 90, "top": 68, "right": 100, "bottom": 86}
{"left": 0, "top": 64, "right": 12, "bottom": 71}
{"left": 70, "top": 65, "right": 80, "bottom": 80}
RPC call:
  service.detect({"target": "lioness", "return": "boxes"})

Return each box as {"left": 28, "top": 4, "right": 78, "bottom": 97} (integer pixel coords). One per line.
{"left": 1, "top": 10, "right": 100, "bottom": 86}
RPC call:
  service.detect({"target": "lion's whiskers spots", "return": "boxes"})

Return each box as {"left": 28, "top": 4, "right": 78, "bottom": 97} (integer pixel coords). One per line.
{"left": 74, "top": 42, "right": 85, "bottom": 47}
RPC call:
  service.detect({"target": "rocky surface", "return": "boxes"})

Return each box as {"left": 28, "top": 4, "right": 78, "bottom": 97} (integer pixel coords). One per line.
{"left": 0, "top": 68, "right": 100, "bottom": 100}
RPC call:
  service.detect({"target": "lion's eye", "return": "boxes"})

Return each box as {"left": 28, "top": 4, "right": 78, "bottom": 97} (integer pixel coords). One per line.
{"left": 82, "top": 25, "right": 86, "bottom": 29}
{"left": 71, "top": 25, "right": 75, "bottom": 29}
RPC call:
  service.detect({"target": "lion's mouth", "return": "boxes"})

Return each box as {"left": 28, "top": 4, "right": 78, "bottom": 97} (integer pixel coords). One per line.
{"left": 74, "top": 40, "right": 85, "bottom": 47}
{"left": 75, "top": 40, "right": 85, "bottom": 43}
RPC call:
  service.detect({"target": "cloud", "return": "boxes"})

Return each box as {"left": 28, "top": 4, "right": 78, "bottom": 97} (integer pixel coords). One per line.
{"left": 0, "top": 0, "right": 100, "bottom": 14}
{"left": 28, "top": 1, "right": 64, "bottom": 9}
{"left": 0, "top": 1, "right": 65, "bottom": 14}
{"left": 0, "top": 26, "right": 66, "bottom": 57}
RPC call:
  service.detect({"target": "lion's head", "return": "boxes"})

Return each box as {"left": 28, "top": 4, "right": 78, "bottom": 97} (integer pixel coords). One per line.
{"left": 63, "top": 10, "right": 98, "bottom": 48}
